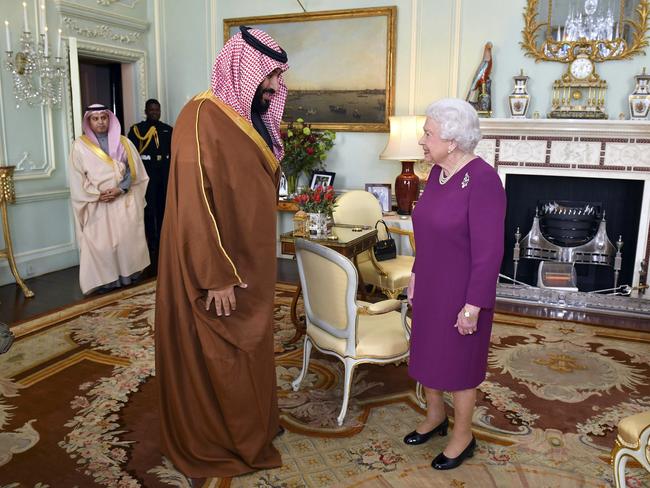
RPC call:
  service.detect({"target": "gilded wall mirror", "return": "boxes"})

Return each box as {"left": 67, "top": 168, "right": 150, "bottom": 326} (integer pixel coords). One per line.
{"left": 522, "top": 0, "right": 649, "bottom": 62}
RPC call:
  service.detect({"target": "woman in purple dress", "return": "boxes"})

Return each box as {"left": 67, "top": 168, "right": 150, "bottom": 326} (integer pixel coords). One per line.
{"left": 403, "top": 99, "right": 506, "bottom": 470}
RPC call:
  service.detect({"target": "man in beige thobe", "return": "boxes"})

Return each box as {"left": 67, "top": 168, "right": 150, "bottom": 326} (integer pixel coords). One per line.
{"left": 69, "top": 104, "right": 150, "bottom": 294}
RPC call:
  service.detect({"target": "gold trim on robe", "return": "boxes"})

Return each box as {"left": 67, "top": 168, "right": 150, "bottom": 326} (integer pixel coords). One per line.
{"left": 194, "top": 98, "right": 243, "bottom": 284}
{"left": 79, "top": 135, "right": 138, "bottom": 183}
{"left": 193, "top": 90, "right": 280, "bottom": 174}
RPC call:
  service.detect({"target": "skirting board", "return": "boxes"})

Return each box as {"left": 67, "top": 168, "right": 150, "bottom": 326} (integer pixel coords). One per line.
{"left": 0, "top": 242, "right": 79, "bottom": 287}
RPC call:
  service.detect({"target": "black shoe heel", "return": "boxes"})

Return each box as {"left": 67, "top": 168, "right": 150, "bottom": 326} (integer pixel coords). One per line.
{"left": 403, "top": 417, "right": 449, "bottom": 445}
{"left": 431, "top": 437, "right": 477, "bottom": 470}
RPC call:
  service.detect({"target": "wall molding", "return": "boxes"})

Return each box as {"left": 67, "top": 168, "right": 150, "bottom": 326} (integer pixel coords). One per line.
{"left": 13, "top": 189, "right": 70, "bottom": 205}
{"left": 0, "top": 241, "right": 78, "bottom": 286}
{"left": 55, "top": 0, "right": 149, "bottom": 34}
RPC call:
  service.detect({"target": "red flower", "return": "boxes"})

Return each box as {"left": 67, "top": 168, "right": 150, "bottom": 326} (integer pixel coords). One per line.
{"left": 306, "top": 147, "right": 315, "bottom": 155}
{"left": 325, "top": 192, "right": 334, "bottom": 201}
{"left": 313, "top": 193, "right": 322, "bottom": 203}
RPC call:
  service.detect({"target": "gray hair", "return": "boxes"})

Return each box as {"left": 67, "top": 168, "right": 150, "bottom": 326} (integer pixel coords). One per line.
{"left": 425, "top": 98, "right": 481, "bottom": 153}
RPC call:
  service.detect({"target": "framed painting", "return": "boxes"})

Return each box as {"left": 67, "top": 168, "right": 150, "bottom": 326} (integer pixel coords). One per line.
{"left": 224, "top": 6, "right": 396, "bottom": 132}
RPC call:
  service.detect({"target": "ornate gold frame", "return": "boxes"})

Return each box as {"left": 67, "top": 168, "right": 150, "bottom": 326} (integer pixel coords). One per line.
{"left": 223, "top": 7, "right": 396, "bottom": 132}
{"left": 521, "top": 0, "right": 650, "bottom": 62}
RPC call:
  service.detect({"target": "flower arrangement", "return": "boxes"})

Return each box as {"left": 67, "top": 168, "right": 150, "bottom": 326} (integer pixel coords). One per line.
{"left": 281, "top": 118, "right": 335, "bottom": 194}
{"left": 293, "top": 185, "right": 337, "bottom": 216}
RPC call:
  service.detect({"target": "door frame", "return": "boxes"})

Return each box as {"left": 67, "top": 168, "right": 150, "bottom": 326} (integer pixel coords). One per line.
{"left": 68, "top": 37, "right": 147, "bottom": 139}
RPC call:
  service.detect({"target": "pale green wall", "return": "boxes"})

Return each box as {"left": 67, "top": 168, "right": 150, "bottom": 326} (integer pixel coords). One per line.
{"left": 0, "top": 0, "right": 157, "bottom": 287}
{"left": 0, "top": 0, "right": 647, "bottom": 286}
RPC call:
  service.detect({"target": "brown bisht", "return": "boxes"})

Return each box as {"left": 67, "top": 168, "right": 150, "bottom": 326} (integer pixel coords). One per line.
{"left": 155, "top": 90, "right": 282, "bottom": 478}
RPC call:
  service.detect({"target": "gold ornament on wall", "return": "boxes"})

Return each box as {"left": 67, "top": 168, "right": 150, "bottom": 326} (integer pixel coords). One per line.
{"left": 521, "top": 0, "right": 650, "bottom": 63}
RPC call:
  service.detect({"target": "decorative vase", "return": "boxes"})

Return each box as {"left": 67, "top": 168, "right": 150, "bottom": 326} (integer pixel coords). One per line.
{"left": 286, "top": 174, "right": 299, "bottom": 196}
{"left": 508, "top": 69, "right": 531, "bottom": 118}
{"left": 629, "top": 67, "right": 650, "bottom": 120}
{"left": 307, "top": 212, "right": 329, "bottom": 238}
{"left": 395, "top": 160, "right": 419, "bottom": 215}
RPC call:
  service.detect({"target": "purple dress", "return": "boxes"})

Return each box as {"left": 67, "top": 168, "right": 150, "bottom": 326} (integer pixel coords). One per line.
{"left": 409, "top": 158, "right": 506, "bottom": 391}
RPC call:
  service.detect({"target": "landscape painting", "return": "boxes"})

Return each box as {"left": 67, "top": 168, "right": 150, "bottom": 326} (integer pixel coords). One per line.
{"left": 224, "top": 7, "right": 396, "bottom": 132}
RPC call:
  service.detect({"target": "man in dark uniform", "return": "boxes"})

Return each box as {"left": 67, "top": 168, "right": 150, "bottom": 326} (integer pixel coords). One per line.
{"left": 127, "top": 99, "right": 173, "bottom": 271}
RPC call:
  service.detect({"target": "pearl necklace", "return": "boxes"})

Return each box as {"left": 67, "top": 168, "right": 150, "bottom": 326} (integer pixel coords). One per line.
{"left": 438, "top": 155, "right": 470, "bottom": 185}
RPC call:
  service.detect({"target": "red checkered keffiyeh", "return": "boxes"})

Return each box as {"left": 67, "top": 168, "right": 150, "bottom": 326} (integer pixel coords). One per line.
{"left": 211, "top": 29, "right": 289, "bottom": 160}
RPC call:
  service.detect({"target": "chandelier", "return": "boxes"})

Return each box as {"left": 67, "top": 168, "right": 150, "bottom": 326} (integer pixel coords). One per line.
{"left": 558, "top": 0, "right": 618, "bottom": 42}
{"left": 3, "top": 2, "right": 67, "bottom": 108}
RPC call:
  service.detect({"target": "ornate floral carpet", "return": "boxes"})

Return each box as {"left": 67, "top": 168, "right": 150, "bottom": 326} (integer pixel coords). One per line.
{"left": 1, "top": 282, "right": 649, "bottom": 487}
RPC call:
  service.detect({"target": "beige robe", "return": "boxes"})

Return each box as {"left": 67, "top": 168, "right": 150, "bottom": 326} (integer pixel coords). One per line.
{"left": 69, "top": 136, "right": 150, "bottom": 294}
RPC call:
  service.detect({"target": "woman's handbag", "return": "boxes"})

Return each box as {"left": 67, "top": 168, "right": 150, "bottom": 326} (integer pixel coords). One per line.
{"left": 373, "top": 220, "right": 397, "bottom": 262}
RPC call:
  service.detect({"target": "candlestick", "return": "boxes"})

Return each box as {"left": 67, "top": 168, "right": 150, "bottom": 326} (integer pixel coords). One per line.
{"left": 43, "top": 26, "right": 48, "bottom": 57}
{"left": 22, "top": 2, "right": 29, "bottom": 33}
{"left": 4, "top": 20, "right": 10, "bottom": 52}
{"left": 39, "top": 3, "right": 46, "bottom": 33}
{"left": 56, "top": 28, "right": 61, "bottom": 58}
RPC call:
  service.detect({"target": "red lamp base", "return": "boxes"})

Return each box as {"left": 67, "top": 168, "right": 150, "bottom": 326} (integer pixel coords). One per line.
{"left": 395, "top": 160, "right": 420, "bottom": 215}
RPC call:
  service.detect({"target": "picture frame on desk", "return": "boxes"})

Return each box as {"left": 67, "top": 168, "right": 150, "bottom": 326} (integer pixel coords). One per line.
{"left": 279, "top": 172, "right": 289, "bottom": 198}
{"left": 365, "top": 183, "right": 392, "bottom": 213}
{"left": 310, "top": 171, "right": 336, "bottom": 190}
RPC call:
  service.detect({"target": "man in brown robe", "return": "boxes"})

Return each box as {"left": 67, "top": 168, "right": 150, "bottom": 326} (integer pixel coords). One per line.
{"left": 155, "top": 27, "right": 289, "bottom": 479}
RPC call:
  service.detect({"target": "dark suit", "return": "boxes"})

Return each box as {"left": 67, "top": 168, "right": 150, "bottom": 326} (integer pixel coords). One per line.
{"left": 128, "top": 120, "right": 173, "bottom": 270}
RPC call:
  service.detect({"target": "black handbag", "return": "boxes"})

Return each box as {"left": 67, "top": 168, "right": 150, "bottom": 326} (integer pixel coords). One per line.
{"left": 373, "top": 220, "right": 397, "bottom": 261}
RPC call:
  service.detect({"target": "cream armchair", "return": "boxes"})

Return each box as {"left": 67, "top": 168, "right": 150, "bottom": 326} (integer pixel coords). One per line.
{"left": 292, "top": 238, "right": 411, "bottom": 426}
{"left": 333, "top": 190, "right": 415, "bottom": 299}
{"left": 611, "top": 410, "right": 650, "bottom": 487}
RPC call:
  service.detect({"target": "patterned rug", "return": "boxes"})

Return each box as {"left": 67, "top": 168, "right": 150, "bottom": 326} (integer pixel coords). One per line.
{"left": 1, "top": 282, "right": 649, "bottom": 488}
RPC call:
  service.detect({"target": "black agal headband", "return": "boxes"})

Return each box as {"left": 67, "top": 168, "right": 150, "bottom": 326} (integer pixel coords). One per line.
{"left": 86, "top": 104, "right": 109, "bottom": 112}
{"left": 239, "top": 26, "right": 288, "bottom": 64}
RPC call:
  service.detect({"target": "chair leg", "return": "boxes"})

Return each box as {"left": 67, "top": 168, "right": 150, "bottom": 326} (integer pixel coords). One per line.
{"left": 612, "top": 449, "right": 629, "bottom": 488}
{"left": 415, "top": 382, "right": 427, "bottom": 409}
{"left": 337, "top": 357, "right": 357, "bottom": 426}
{"left": 292, "top": 336, "right": 313, "bottom": 392}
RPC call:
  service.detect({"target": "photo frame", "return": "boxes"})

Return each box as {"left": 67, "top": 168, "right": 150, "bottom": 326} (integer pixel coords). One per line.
{"left": 278, "top": 172, "right": 289, "bottom": 198}
{"left": 365, "top": 183, "right": 392, "bottom": 213}
{"left": 310, "top": 171, "right": 336, "bottom": 190}
{"left": 224, "top": 6, "right": 396, "bottom": 132}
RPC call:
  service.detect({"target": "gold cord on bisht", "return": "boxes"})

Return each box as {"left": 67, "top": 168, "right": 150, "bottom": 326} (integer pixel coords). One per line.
{"left": 132, "top": 125, "right": 160, "bottom": 154}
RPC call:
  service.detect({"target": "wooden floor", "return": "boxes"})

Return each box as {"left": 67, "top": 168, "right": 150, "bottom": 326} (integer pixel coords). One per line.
{"left": 1, "top": 259, "right": 647, "bottom": 331}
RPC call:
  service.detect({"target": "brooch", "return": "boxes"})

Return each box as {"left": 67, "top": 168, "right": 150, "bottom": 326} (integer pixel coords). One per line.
{"left": 461, "top": 172, "right": 470, "bottom": 189}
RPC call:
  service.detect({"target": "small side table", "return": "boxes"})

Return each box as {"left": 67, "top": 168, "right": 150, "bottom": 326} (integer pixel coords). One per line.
{"left": 0, "top": 166, "right": 34, "bottom": 298}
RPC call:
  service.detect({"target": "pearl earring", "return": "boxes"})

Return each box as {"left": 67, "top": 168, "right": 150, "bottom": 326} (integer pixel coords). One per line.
{"left": 447, "top": 146, "right": 453, "bottom": 154}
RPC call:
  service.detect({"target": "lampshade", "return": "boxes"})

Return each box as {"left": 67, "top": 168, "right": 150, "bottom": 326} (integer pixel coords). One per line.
{"left": 380, "top": 115, "right": 426, "bottom": 161}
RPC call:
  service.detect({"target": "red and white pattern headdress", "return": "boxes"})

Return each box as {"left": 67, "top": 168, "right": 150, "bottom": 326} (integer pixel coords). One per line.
{"left": 211, "top": 28, "right": 289, "bottom": 160}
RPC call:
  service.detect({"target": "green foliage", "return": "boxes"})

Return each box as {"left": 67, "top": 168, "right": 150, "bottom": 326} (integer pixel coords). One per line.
{"left": 281, "top": 118, "right": 335, "bottom": 179}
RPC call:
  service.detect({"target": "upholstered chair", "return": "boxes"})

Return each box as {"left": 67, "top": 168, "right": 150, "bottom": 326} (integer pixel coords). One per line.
{"left": 292, "top": 238, "right": 411, "bottom": 426}
{"left": 332, "top": 190, "right": 415, "bottom": 299}
{"left": 611, "top": 410, "right": 650, "bottom": 487}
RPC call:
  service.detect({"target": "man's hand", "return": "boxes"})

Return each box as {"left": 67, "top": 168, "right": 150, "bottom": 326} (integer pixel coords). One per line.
{"left": 454, "top": 303, "right": 480, "bottom": 336}
{"left": 99, "top": 187, "right": 122, "bottom": 202}
{"left": 205, "top": 283, "right": 248, "bottom": 316}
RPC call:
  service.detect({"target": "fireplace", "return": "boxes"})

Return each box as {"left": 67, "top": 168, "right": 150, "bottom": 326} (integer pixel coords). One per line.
{"left": 501, "top": 174, "right": 643, "bottom": 292}
{"left": 474, "top": 117, "right": 650, "bottom": 298}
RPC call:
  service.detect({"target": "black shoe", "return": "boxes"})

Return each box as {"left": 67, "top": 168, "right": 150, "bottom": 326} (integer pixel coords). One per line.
{"left": 431, "top": 436, "right": 476, "bottom": 470}
{"left": 403, "top": 417, "right": 449, "bottom": 445}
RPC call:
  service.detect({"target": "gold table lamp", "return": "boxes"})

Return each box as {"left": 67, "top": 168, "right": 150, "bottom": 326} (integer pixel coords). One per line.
{"left": 0, "top": 166, "right": 34, "bottom": 298}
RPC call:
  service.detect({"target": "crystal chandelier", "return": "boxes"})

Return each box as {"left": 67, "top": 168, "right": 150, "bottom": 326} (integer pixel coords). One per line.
{"left": 3, "top": 2, "right": 67, "bottom": 108}
{"left": 560, "top": 0, "right": 618, "bottom": 43}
